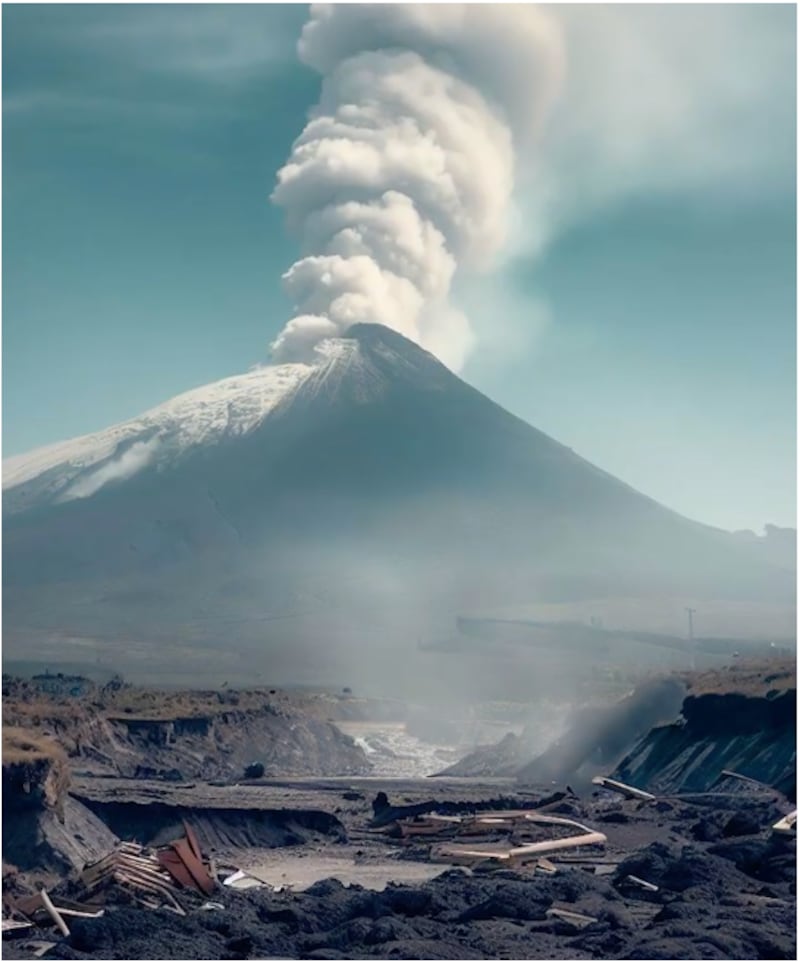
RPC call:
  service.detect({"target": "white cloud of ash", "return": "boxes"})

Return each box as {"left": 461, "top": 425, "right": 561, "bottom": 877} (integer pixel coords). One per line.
{"left": 60, "top": 437, "right": 161, "bottom": 501}
{"left": 270, "top": 4, "right": 564, "bottom": 370}
{"left": 270, "top": 3, "right": 793, "bottom": 370}
{"left": 521, "top": 4, "right": 795, "bottom": 248}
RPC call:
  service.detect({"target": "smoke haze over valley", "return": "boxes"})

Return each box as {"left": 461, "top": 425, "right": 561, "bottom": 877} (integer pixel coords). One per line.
{"left": 3, "top": 324, "right": 794, "bottom": 695}
{"left": 2, "top": 3, "right": 796, "bottom": 696}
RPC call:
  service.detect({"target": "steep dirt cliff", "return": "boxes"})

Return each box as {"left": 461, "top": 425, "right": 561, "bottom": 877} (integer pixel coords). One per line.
{"left": 104, "top": 704, "right": 370, "bottom": 779}
{"left": 2, "top": 678, "right": 372, "bottom": 781}
{"left": 615, "top": 685, "right": 796, "bottom": 798}
{"left": 2, "top": 727, "right": 118, "bottom": 882}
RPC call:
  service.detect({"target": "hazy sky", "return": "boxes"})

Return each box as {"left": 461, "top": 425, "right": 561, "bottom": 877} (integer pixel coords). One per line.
{"left": 3, "top": 4, "right": 796, "bottom": 533}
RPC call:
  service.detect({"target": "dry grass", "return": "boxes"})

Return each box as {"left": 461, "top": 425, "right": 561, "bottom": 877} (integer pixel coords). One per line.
{"left": 4, "top": 675, "right": 270, "bottom": 721}
{"left": 2, "top": 726, "right": 68, "bottom": 766}
{"left": 683, "top": 656, "right": 796, "bottom": 697}
{"left": 101, "top": 686, "right": 267, "bottom": 720}
{"left": 3, "top": 726, "right": 71, "bottom": 813}
{"left": 3, "top": 698, "right": 88, "bottom": 727}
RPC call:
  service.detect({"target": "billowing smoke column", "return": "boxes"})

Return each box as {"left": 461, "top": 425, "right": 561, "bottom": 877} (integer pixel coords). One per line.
{"left": 271, "top": 4, "right": 564, "bottom": 371}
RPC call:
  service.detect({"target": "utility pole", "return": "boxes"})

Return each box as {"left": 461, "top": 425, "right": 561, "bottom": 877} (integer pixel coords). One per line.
{"left": 685, "top": 607, "right": 697, "bottom": 670}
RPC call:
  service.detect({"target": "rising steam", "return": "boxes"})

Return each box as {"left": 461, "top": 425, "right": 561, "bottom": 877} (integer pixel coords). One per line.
{"left": 270, "top": 4, "right": 564, "bottom": 370}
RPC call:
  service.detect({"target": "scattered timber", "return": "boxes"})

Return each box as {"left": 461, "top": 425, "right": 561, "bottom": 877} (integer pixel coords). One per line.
{"left": 773, "top": 810, "right": 797, "bottom": 835}
{"left": 39, "top": 890, "right": 69, "bottom": 938}
{"left": 591, "top": 776, "right": 656, "bottom": 801}
{"left": 623, "top": 874, "right": 659, "bottom": 893}
{"left": 433, "top": 829, "right": 607, "bottom": 866}
{"left": 546, "top": 906, "right": 598, "bottom": 928}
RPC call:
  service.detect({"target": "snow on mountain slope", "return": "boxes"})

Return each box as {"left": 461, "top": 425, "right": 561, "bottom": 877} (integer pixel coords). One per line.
{"left": 3, "top": 361, "right": 313, "bottom": 512}
{"left": 2, "top": 326, "right": 459, "bottom": 516}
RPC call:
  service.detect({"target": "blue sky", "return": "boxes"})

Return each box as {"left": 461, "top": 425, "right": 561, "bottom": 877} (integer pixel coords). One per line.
{"left": 2, "top": 4, "right": 796, "bottom": 533}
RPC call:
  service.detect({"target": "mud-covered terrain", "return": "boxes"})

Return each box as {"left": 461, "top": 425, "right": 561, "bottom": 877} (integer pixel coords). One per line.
{"left": 3, "top": 660, "right": 795, "bottom": 960}
{"left": 5, "top": 778, "right": 796, "bottom": 961}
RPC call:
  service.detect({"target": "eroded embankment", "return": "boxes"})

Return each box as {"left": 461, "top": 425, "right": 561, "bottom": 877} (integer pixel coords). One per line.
{"left": 74, "top": 797, "right": 346, "bottom": 852}
{"left": 2, "top": 679, "right": 369, "bottom": 896}
{"left": 101, "top": 706, "right": 370, "bottom": 780}
{"left": 2, "top": 678, "right": 371, "bottom": 781}
{"left": 2, "top": 728, "right": 82, "bottom": 877}
{"left": 615, "top": 687, "right": 796, "bottom": 798}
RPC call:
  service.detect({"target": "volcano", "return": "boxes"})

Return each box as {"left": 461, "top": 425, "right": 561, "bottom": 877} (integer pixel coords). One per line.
{"left": 2, "top": 325, "right": 792, "bottom": 685}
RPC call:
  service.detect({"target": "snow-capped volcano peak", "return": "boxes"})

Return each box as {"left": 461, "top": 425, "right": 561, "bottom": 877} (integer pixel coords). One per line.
{"left": 2, "top": 324, "right": 452, "bottom": 514}
{"left": 3, "top": 358, "right": 314, "bottom": 511}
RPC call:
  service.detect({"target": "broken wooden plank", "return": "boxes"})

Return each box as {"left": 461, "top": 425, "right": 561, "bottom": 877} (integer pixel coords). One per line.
{"left": 435, "top": 829, "right": 607, "bottom": 866}
{"left": 114, "top": 858, "right": 171, "bottom": 875}
{"left": 464, "top": 818, "right": 520, "bottom": 830}
{"left": 112, "top": 870, "right": 177, "bottom": 899}
{"left": 508, "top": 831, "right": 607, "bottom": 861}
{"left": 81, "top": 857, "right": 118, "bottom": 883}
{"left": 113, "top": 867, "right": 175, "bottom": 893}
{"left": 39, "top": 890, "right": 70, "bottom": 938}
{"left": 522, "top": 812, "right": 598, "bottom": 833}
{"left": 772, "top": 810, "right": 797, "bottom": 835}
{"left": 11, "top": 893, "right": 45, "bottom": 919}
{"left": 118, "top": 842, "right": 145, "bottom": 854}
{"left": 28, "top": 940, "right": 57, "bottom": 958}
{"left": 160, "top": 837, "right": 215, "bottom": 895}
{"left": 623, "top": 874, "right": 659, "bottom": 892}
{"left": 81, "top": 850, "right": 162, "bottom": 887}
{"left": 136, "top": 897, "right": 162, "bottom": 910}
{"left": 591, "top": 776, "right": 655, "bottom": 801}
{"left": 47, "top": 896, "right": 104, "bottom": 915}
{"left": 2, "top": 919, "right": 34, "bottom": 938}
{"left": 13, "top": 893, "right": 104, "bottom": 928}
{"left": 546, "top": 906, "right": 598, "bottom": 928}
{"left": 55, "top": 907, "right": 105, "bottom": 920}
{"left": 431, "top": 845, "right": 512, "bottom": 865}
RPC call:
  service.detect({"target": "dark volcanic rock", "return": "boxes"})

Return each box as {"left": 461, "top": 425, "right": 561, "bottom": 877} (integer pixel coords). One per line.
{"left": 721, "top": 811, "right": 761, "bottom": 837}
{"left": 39, "top": 814, "right": 797, "bottom": 962}
{"left": 709, "top": 835, "right": 797, "bottom": 885}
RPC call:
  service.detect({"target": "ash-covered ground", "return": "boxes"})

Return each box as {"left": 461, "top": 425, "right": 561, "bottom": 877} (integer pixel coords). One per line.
{"left": 4, "top": 775, "right": 796, "bottom": 961}
{"left": 2, "top": 659, "right": 796, "bottom": 960}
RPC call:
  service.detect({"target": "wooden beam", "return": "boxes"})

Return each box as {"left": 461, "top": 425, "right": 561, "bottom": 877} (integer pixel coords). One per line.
{"left": 591, "top": 776, "right": 655, "bottom": 801}
{"left": 39, "top": 890, "right": 70, "bottom": 938}
{"left": 546, "top": 907, "right": 598, "bottom": 927}
{"left": 435, "top": 830, "right": 607, "bottom": 866}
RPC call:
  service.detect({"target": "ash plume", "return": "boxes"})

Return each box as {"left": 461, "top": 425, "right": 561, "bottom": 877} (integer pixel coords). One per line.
{"left": 270, "top": 3, "right": 564, "bottom": 371}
